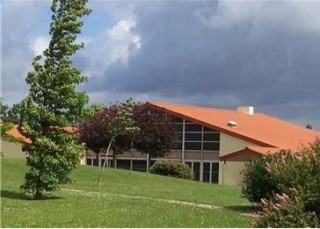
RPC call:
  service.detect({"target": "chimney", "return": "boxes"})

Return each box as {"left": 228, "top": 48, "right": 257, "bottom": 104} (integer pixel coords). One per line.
{"left": 237, "top": 106, "right": 254, "bottom": 115}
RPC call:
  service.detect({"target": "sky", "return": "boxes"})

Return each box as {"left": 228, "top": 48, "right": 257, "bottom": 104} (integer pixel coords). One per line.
{"left": 1, "top": 0, "right": 320, "bottom": 130}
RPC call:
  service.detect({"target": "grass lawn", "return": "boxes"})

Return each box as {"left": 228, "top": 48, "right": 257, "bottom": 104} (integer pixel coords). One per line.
{"left": 1, "top": 158, "right": 254, "bottom": 227}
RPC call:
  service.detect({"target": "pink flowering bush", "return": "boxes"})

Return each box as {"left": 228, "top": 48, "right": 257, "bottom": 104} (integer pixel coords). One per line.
{"left": 242, "top": 139, "right": 320, "bottom": 227}
{"left": 252, "top": 189, "right": 319, "bottom": 227}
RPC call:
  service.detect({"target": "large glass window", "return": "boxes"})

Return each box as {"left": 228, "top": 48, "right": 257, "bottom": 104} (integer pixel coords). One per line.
{"left": 117, "top": 160, "right": 131, "bottom": 170}
{"left": 132, "top": 160, "right": 147, "bottom": 172}
{"left": 171, "top": 118, "right": 220, "bottom": 152}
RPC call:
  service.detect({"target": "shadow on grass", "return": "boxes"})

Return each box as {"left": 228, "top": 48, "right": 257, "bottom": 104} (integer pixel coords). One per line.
{"left": 1, "top": 190, "right": 62, "bottom": 201}
{"left": 224, "top": 205, "right": 259, "bottom": 214}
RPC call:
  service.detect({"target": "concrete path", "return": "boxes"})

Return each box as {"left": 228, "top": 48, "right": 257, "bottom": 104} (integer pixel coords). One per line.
{"left": 62, "top": 188, "right": 220, "bottom": 210}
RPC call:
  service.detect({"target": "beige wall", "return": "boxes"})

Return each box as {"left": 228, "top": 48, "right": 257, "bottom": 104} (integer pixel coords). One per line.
{"left": 1, "top": 140, "right": 25, "bottom": 159}
{"left": 219, "top": 133, "right": 258, "bottom": 156}
{"left": 220, "top": 161, "right": 247, "bottom": 186}
{"left": 219, "top": 133, "right": 259, "bottom": 185}
{"left": 1, "top": 140, "right": 86, "bottom": 165}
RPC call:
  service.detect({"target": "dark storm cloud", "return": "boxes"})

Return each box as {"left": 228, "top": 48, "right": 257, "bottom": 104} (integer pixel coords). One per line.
{"left": 82, "top": 0, "right": 320, "bottom": 128}
{"left": 1, "top": 0, "right": 319, "bottom": 129}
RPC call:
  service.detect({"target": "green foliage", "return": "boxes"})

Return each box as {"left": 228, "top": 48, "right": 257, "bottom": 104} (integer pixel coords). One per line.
{"left": 0, "top": 122, "right": 18, "bottom": 143}
{"left": 242, "top": 154, "right": 280, "bottom": 203}
{"left": 19, "top": 0, "right": 91, "bottom": 199}
{"left": 96, "top": 99, "right": 140, "bottom": 186}
{"left": 242, "top": 139, "right": 320, "bottom": 227}
{"left": 150, "top": 160, "right": 194, "bottom": 180}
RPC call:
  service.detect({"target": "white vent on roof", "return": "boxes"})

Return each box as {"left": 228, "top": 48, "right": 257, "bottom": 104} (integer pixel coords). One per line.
{"left": 237, "top": 106, "right": 254, "bottom": 115}
{"left": 227, "top": 120, "right": 237, "bottom": 127}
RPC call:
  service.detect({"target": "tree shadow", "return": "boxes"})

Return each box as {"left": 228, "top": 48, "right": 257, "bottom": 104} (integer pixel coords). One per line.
{"left": 1, "top": 190, "right": 62, "bottom": 201}
{"left": 224, "top": 205, "right": 259, "bottom": 214}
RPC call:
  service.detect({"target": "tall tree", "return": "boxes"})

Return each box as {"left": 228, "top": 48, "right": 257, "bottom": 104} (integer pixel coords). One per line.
{"left": 132, "top": 104, "right": 177, "bottom": 170}
{"left": 19, "top": 0, "right": 91, "bottom": 199}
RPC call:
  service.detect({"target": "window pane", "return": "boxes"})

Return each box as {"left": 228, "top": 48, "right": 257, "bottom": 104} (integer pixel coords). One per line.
{"left": 185, "top": 142, "right": 201, "bottom": 150}
{"left": 193, "top": 162, "right": 200, "bottom": 181}
{"left": 132, "top": 160, "right": 147, "bottom": 172}
{"left": 86, "top": 159, "right": 92, "bottom": 166}
{"left": 211, "top": 163, "right": 219, "bottom": 183}
{"left": 203, "top": 162, "right": 210, "bottom": 183}
{"left": 203, "top": 142, "right": 220, "bottom": 151}
{"left": 185, "top": 123, "right": 202, "bottom": 131}
{"left": 117, "top": 160, "right": 131, "bottom": 170}
{"left": 185, "top": 133, "right": 202, "bottom": 141}
{"left": 203, "top": 127, "right": 218, "bottom": 132}
{"left": 93, "top": 158, "right": 99, "bottom": 166}
{"left": 203, "top": 133, "right": 220, "bottom": 141}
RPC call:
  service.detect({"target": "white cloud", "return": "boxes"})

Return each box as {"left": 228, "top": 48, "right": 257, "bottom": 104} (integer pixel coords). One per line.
{"left": 80, "top": 19, "right": 141, "bottom": 78}
{"left": 29, "top": 36, "right": 50, "bottom": 56}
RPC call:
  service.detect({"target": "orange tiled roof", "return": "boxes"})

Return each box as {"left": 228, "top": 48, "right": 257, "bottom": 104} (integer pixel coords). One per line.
{"left": 219, "top": 146, "right": 285, "bottom": 161}
{"left": 147, "top": 101, "right": 319, "bottom": 153}
{"left": 6, "top": 125, "right": 32, "bottom": 144}
{"left": 6, "top": 125, "right": 78, "bottom": 144}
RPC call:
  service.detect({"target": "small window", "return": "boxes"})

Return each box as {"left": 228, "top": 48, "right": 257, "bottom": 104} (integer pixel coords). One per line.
{"left": 193, "top": 162, "right": 200, "bottom": 181}
{"left": 185, "top": 142, "right": 201, "bottom": 150}
{"left": 203, "top": 162, "right": 211, "bottom": 183}
{"left": 211, "top": 163, "right": 219, "bottom": 183}
{"left": 86, "top": 159, "right": 92, "bottom": 166}
{"left": 93, "top": 159, "right": 99, "bottom": 166}
{"left": 203, "top": 142, "right": 220, "bottom": 151}
{"left": 185, "top": 133, "right": 202, "bottom": 141}
{"left": 185, "top": 123, "right": 202, "bottom": 132}
{"left": 203, "top": 133, "right": 220, "bottom": 141}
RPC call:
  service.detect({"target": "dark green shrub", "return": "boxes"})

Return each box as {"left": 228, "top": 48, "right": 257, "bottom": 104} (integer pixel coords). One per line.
{"left": 242, "top": 154, "right": 280, "bottom": 203}
{"left": 150, "top": 160, "right": 193, "bottom": 180}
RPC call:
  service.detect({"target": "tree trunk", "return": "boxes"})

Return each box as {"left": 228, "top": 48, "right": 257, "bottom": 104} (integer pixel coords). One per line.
{"left": 97, "top": 137, "right": 114, "bottom": 187}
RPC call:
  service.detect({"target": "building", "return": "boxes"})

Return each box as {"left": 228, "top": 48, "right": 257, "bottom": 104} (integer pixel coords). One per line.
{"left": 1, "top": 125, "right": 86, "bottom": 164}
{"left": 86, "top": 101, "right": 319, "bottom": 186}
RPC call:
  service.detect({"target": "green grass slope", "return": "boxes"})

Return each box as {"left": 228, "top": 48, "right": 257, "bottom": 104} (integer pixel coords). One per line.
{"left": 1, "top": 158, "right": 252, "bottom": 227}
